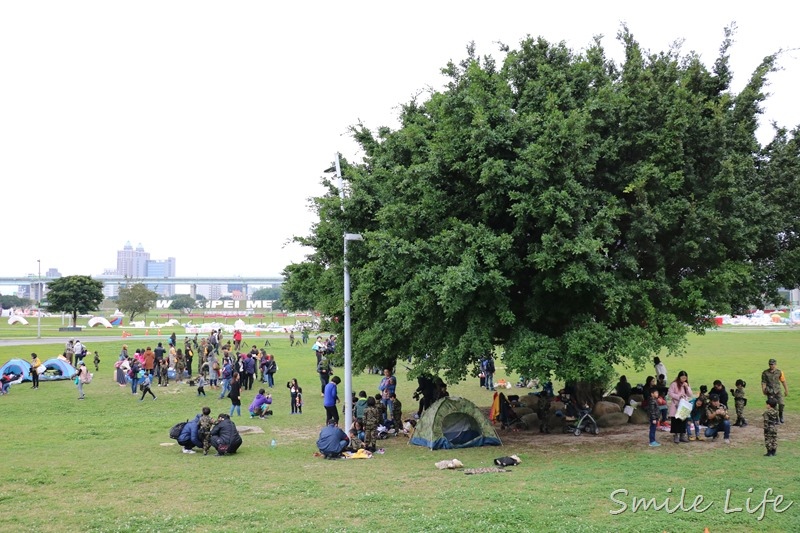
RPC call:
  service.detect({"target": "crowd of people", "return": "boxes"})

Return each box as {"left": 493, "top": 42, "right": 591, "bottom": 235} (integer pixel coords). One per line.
{"left": 618, "top": 356, "right": 790, "bottom": 456}
{"left": 6, "top": 327, "right": 790, "bottom": 462}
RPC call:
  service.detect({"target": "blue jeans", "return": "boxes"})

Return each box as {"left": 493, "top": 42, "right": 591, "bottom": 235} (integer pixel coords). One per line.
{"left": 485, "top": 372, "right": 494, "bottom": 390}
{"left": 649, "top": 420, "right": 657, "bottom": 442}
{"left": 266, "top": 373, "right": 274, "bottom": 387}
{"left": 130, "top": 378, "right": 139, "bottom": 394}
{"left": 219, "top": 378, "right": 230, "bottom": 399}
{"left": 230, "top": 404, "right": 241, "bottom": 416}
{"left": 704, "top": 421, "right": 731, "bottom": 439}
{"left": 381, "top": 398, "right": 392, "bottom": 422}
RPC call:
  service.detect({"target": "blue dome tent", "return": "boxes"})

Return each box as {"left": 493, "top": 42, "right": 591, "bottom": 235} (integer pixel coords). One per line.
{"left": 41, "top": 358, "right": 77, "bottom": 380}
{"left": 1, "top": 358, "right": 32, "bottom": 382}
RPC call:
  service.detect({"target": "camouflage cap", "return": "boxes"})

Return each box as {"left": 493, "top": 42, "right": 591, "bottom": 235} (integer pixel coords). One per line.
{"left": 769, "top": 358, "right": 777, "bottom": 365}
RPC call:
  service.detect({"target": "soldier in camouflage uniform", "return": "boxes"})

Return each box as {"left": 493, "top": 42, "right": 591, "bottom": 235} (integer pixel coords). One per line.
{"left": 198, "top": 406, "right": 215, "bottom": 456}
{"left": 389, "top": 393, "right": 402, "bottom": 430}
{"left": 537, "top": 391, "right": 552, "bottom": 434}
{"left": 763, "top": 397, "right": 779, "bottom": 456}
{"left": 732, "top": 379, "right": 748, "bottom": 427}
{"left": 363, "top": 396, "right": 381, "bottom": 451}
{"left": 761, "top": 358, "right": 789, "bottom": 424}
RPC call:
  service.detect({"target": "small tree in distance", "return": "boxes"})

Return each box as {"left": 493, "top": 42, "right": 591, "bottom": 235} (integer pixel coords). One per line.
{"left": 169, "top": 294, "right": 200, "bottom": 310}
{"left": 45, "top": 275, "right": 104, "bottom": 327}
{"left": 117, "top": 283, "right": 158, "bottom": 322}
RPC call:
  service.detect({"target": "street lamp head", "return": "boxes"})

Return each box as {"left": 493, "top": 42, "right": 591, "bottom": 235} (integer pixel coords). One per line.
{"left": 323, "top": 165, "right": 337, "bottom": 174}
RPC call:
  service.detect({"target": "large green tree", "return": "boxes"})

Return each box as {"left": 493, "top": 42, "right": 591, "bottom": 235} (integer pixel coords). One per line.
{"left": 290, "top": 28, "right": 800, "bottom": 388}
{"left": 280, "top": 263, "right": 327, "bottom": 312}
{"left": 117, "top": 283, "right": 158, "bottom": 322}
{"left": 45, "top": 275, "right": 105, "bottom": 327}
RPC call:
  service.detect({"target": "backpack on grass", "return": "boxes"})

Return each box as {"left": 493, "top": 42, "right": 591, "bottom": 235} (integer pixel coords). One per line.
{"left": 169, "top": 421, "right": 188, "bottom": 440}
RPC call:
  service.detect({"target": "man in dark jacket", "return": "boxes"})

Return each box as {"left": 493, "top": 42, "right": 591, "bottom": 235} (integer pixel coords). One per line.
{"left": 210, "top": 413, "right": 243, "bottom": 455}
{"left": 178, "top": 414, "right": 203, "bottom": 454}
{"left": 316, "top": 418, "right": 349, "bottom": 459}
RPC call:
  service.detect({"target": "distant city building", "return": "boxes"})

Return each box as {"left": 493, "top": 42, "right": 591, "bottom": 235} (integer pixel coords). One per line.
{"left": 146, "top": 258, "right": 177, "bottom": 297}
{"left": 207, "top": 284, "right": 222, "bottom": 300}
{"left": 191, "top": 285, "right": 221, "bottom": 300}
{"left": 116, "top": 241, "right": 149, "bottom": 278}
{"left": 101, "top": 269, "right": 117, "bottom": 298}
{"left": 17, "top": 268, "right": 60, "bottom": 300}
{"left": 102, "top": 242, "right": 177, "bottom": 297}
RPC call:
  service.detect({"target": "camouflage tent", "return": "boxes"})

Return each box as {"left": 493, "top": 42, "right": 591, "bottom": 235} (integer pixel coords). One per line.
{"left": 410, "top": 396, "right": 502, "bottom": 450}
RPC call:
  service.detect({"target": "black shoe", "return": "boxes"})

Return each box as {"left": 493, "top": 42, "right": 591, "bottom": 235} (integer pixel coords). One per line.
{"left": 765, "top": 451, "right": 772, "bottom": 456}
{"left": 779, "top": 418, "right": 784, "bottom": 424}
{"left": 741, "top": 421, "right": 748, "bottom": 427}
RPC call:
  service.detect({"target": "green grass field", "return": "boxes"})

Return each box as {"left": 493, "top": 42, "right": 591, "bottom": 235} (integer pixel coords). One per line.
{"left": 0, "top": 322, "right": 797, "bottom": 532}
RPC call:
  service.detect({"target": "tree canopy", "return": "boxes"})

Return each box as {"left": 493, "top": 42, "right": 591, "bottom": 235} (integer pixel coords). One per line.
{"left": 117, "top": 283, "right": 158, "bottom": 321}
{"left": 289, "top": 27, "right": 800, "bottom": 387}
{"left": 251, "top": 287, "right": 282, "bottom": 301}
{"left": 0, "top": 295, "right": 30, "bottom": 310}
{"left": 45, "top": 275, "right": 105, "bottom": 327}
{"left": 169, "top": 294, "right": 201, "bottom": 310}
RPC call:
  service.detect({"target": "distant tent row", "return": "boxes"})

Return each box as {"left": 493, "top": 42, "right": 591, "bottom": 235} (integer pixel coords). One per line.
{"left": 1, "top": 358, "right": 77, "bottom": 382}
{"left": 410, "top": 396, "right": 501, "bottom": 449}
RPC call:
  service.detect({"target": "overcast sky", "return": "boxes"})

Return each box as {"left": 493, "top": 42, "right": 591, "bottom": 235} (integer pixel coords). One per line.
{"left": 1, "top": 1, "right": 797, "bottom": 291}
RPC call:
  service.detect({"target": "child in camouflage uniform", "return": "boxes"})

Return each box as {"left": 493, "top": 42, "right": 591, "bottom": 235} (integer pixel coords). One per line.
{"left": 363, "top": 396, "right": 380, "bottom": 452}
{"left": 159, "top": 358, "right": 169, "bottom": 386}
{"left": 763, "top": 397, "right": 779, "bottom": 457}
{"left": 373, "top": 393, "right": 387, "bottom": 423}
{"left": 389, "top": 393, "right": 402, "bottom": 430}
{"left": 198, "top": 406, "right": 215, "bottom": 456}
{"left": 175, "top": 349, "right": 185, "bottom": 383}
{"left": 347, "top": 428, "right": 364, "bottom": 451}
{"left": 732, "top": 379, "right": 748, "bottom": 427}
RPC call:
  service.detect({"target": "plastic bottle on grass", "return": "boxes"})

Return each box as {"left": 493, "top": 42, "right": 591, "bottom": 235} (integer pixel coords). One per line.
{"left": 271, "top": 439, "right": 277, "bottom": 448}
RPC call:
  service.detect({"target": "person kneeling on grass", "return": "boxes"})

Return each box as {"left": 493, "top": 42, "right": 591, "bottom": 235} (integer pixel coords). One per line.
{"left": 317, "top": 418, "right": 349, "bottom": 459}
{"left": 177, "top": 414, "right": 203, "bottom": 454}
{"left": 210, "top": 413, "right": 243, "bottom": 456}
{"left": 249, "top": 389, "right": 273, "bottom": 418}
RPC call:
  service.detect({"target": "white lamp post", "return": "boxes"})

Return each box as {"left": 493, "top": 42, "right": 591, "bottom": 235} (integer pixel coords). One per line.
{"left": 327, "top": 153, "right": 362, "bottom": 432}
{"left": 37, "top": 259, "right": 41, "bottom": 339}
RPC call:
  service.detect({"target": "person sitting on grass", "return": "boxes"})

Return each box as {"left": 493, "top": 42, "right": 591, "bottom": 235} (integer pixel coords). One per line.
{"left": 685, "top": 396, "right": 705, "bottom": 441}
{"left": 1, "top": 372, "right": 20, "bottom": 395}
{"left": 249, "top": 389, "right": 273, "bottom": 419}
{"left": 704, "top": 394, "right": 731, "bottom": 444}
{"left": 317, "top": 418, "right": 349, "bottom": 459}
{"left": 347, "top": 428, "right": 364, "bottom": 452}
